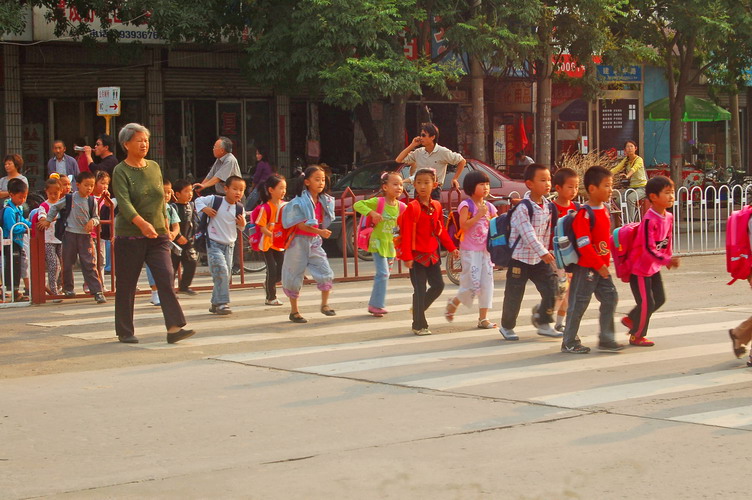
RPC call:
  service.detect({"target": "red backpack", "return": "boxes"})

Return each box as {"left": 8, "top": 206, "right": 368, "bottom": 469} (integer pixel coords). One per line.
{"left": 610, "top": 222, "right": 641, "bottom": 283}
{"left": 726, "top": 206, "right": 752, "bottom": 284}
{"left": 248, "top": 202, "right": 293, "bottom": 251}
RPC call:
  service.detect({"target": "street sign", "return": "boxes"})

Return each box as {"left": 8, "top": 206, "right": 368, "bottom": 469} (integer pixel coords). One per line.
{"left": 97, "top": 87, "right": 121, "bottom": 116}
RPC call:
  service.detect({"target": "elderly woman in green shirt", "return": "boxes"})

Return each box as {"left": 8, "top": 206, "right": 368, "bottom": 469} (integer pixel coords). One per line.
{"left": 611, "top": 139, "right": 647, "bottom": 221}
{"left": 112, "top": 123, "right": 195, "bottom": 345}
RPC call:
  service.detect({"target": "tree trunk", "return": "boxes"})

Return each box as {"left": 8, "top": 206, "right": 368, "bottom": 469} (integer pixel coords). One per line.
{"left": 470, "top": 54, "right": 486, "bottom": 162}
{"left": 730, "top": 91, "right": 742, "bottom": 170}
{"left": 536, "top": 59, "right": 552, "bottom": 167}
{"left": 669, "top": 96, "right": 684, "bottom": 188}
{"left": 392, "top": 94, "right": 407, "bottom": 155}
{"left": 354, "top": 103, "right": 387, "bottom": 161}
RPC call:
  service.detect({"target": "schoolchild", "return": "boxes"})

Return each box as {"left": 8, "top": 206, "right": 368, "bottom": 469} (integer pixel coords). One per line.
{"left": 92, "top": 170, "right": 111, "bottom": 286}
{"left": 1, "top": 178, "right": 31, "bottom": 301}
{"left": 622, "top": 175, "right": 680, "bottom": 346}
{"left": 399, "top": 168, "right": 458, "bottom": 336}
{"left": 254, "top": 174, "right": 288, "bottom": 306}
{"left": 171, "top": 179, "right": 199, "bottom": 295}
{"left": 444, "top": 170, "right": 497, "bottom": 328}
{"left": 550, "top": 167, "right": 580, "bottom": 332}
{"left": 499, "top": 163, "right": 560, "bottom": 340}
{"left": 34, "top": 177, "right": 64, "bottom": 295}
{"left": 561, "top": 165, "right": 624, "bottom": 353}
{"left": 38, "top": 170, "right": 106, "bottom": 304}
{"left": 354, "top": 171, "right": 406, "bottom": 317}
{"left": 195, "top": 175, "right": 247, "bottom": 315}
{"left": 145, "top": 179, "right": 181, "bottom": 306}
{"left": 281, "top": 166, "right": 336, "bottom": 323}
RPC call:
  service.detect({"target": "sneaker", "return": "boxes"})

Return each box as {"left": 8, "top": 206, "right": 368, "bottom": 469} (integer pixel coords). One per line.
{"left": 63, "top": 290, "right": 75, "bottom": 297}
{"left": 178, "top": 288, "right": 199, "bottom": 296}
{"left": 231, "top": 267, "right": 241, "bottom": 275}
{"left": 531, "top": 304, "right": 541, "bottom": 328}
{"left": 412, "top": 328, "right": 432, "bottom": 336}
{"left": 215, "top": 304, "right": 232, "bottom": 315}
{"left": 150, "top": 291, "right": 160, "bottom": 306}
{"left": 561, "top": 344, "right": 591, "bottom": 354}
{"left": 554, "top": 323, "right": 565, "bottom": 333}
{"left": 499, "top": 327, "right": 519, "bottom": 341}
{"left": 537, "top": 324, "right": 563, "bottom": 338}
{"left": 629, "top": 335, "right": 655, "bottom": 347}
{"left": 265, "top": 298, "right": 283, "bottom": 306}
{"left": 621, "top": 316, "right": 633, "bottom": 330}
{"left": 368, "top": 305, "right": 388, "bottom": 317}
{"left": 94, "top": 292, "right": 107, "bottom": 304}
{"left": 598, "top": 340, "right": 626, "bottom": 352}
{"left": 209, "top": 304, "right": 217, "bottom": 314}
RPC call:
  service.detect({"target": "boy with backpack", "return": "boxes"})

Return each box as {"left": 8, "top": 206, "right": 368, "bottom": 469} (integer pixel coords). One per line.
{"left": 618, "top": 175, "right": 679, "bottom": 347}
{"left": 1, "top": 178, "right": 31, "bottom": 302}
{"left": 499, "top": 163, "right": 561, "bottom": 341}
{"left": 38, "top": 171, "right": 106, "bottom": 304}
{"left": 170, "top": 179, "right": 199, "bottom": 295}
{"left": 194, "top": 175, "right": 246, "bottom": 315}
{"left": 561, "top": 165, "right": 623, "bottom": 354}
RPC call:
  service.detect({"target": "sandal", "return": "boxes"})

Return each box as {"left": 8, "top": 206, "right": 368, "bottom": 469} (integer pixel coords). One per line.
{"left": 445, "top": 298, "right": 458, "bottom": 322}
{"left": 477, "top": 318, "right": 498, "bottom": 329}
{"left": 320, "top": 305, "right": 336, "bottom": 316}
{"left": 729, "top": 329, "right": 746, "bottom": 358}
{"left": 289, "top": 312, "right": 308, "bottom": 323}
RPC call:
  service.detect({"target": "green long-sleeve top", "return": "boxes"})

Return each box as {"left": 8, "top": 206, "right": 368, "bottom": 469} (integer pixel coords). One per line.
{"left": 112, "top": 160, "right": 168, "bottom": 237}
{"left": 353, "top": 197, "right": 404, "bottom": 258}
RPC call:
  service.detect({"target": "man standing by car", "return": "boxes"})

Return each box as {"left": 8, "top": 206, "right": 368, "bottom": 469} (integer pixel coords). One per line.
{"left": 193, "top": 136, "right": 241, "bottom": 196}
{"left": 396, "top": 122, "right": 466, "bottom": 200}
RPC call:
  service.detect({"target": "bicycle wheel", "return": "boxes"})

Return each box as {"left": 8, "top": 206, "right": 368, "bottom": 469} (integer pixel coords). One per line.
{"left": 243, "top": 249, "right": 267, "bottom": 273}
{"left": 445, "top": 251, "right": 461, "bottom": 286}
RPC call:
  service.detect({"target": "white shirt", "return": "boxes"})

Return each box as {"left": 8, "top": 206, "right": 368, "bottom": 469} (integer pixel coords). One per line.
{"left": 194, "top": 195, "right": 245, "bottom": 246}
{"left": 404, "top": 145, "right": 464, "bottom": 184}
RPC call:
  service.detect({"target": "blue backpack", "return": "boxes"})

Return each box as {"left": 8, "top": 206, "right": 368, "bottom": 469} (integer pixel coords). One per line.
{"left": 552, "top": 204, "right": 595, "bottom": 272}
{"left": 487, "top": 199, "right": 556, "bottom": 267}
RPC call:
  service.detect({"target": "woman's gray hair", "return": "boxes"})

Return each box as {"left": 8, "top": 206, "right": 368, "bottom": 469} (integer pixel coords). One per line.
{"left": 218, "top": 136, "right": 233, "bottom": 153}
{"left": 119, "top": 123, "right": 151, "bottom": 147}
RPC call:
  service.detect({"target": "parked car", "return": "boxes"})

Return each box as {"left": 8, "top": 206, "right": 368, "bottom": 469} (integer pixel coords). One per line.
{"left": 327, "top": 158, "right": 528, "bottom": 257}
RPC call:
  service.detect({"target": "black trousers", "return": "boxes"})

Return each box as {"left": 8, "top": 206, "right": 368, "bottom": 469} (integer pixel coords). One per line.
{"left": 3, "top": 242, "right": 22, "bottom": 292}
{"left": 409, "top": 259, "right": 444, "bottom": 330}
{"left": 501, "top": 259, "right": 556, "bottom": 330}
{"left": 115, "top": 235, "right": 186, "bottom": 339}
{"left": 628, "top": 272, "right": 665, "bottom": 338}
{"left": 172, "top": 244, "right": 198, "bottom": 291}
{"left": 263, "top": 249, "right": 284, "bottom": 300}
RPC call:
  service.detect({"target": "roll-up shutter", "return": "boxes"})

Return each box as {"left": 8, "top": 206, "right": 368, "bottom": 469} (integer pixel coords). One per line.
{"left": 20, "top": 65, "right": 146, "bottom": 98}
{"left": 163, "top": 67, "right": 269, "bottom": 98}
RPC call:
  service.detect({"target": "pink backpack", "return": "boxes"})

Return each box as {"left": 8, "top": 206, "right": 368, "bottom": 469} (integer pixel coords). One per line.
{"left": 356, "top": 197, "right": 386, "bottom": 251}
{"left": 610, "top": 222, "right": 641, "bottom": 283}
{"left": 247, "top": 203, "right": 272, "bottom": 252}
{"left": 726, "top": 206, "right": 752, "bottom": 285}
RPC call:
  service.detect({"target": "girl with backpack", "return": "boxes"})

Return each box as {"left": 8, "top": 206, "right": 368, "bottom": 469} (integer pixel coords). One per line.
{"left": 252, "top": 174, "right": 288, "bottom": 306}
{"left": 353, "top": 171, "right": 406, "bottom": 317}
{"left": 444, "top": 170, "right": 498, "bottom": 329}
{"left": 281, "top": 166, "right": 336, "bottom": 323}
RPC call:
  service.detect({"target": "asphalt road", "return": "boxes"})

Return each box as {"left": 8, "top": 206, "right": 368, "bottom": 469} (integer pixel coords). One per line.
{"left": 1, "top": 254, "right": 751, "bottom": 499}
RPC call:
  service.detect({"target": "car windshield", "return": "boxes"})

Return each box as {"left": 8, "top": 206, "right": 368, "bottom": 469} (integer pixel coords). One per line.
{"left": 333, "top": 164, "right": 392, "bottom": 191}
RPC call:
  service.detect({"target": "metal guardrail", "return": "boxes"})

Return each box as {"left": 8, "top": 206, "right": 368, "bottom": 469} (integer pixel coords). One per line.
{"left": 0, "top": 223, "right": 32, "bottom": 307}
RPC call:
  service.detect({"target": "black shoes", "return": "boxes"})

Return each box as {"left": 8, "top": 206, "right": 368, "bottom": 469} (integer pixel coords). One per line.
{"left": 597, "top": 340, "right": 626, "bottom": 352}
{"left": 167, "top": 329, "right": 196, "bottom": 344}
{"left": 289, "top": 312, "right": 308, "bottom": 323}
{"left": 178, "top": 288, "right": 198, "bottom": 296}
{"left": 118, "top": 335, "right": 139, "bottom": 344}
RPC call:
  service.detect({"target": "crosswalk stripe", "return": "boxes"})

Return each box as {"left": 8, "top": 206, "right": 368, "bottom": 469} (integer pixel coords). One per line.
{"left": 397, "top": 339, "right": 738, "bottom": 391}
{"left": 531, "top": 369, "right": 752, "bottom": 408}
{"left": 667, "top": 405, "right": 752, "bottom": 428}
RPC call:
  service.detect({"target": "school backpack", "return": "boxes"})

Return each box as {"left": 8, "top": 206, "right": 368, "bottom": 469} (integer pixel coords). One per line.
{"left": 725, "top": 205, "right": 752, "bottom": 285}
{"left": 53, "top": 194, "right": 96, "bottom": 241}
{"left": 487, "top": 199, "right": 538, "bottom": 267}
{"left": 610, "top": 222, "right": 641, "bottom": 282}
{"left": 553, "top": 205, "right": 595, "bottom": 272}
{"left": 194, "top": 195, "right": 243, "bottom": 254}
{"left": 247, "top": 202, "right": 294, "bottom": 251}
{"left": 357, "top": 196, "right": 386, "bottom": 252}
{"left": 446, "top": 199, "right": 479, "bottom": 248}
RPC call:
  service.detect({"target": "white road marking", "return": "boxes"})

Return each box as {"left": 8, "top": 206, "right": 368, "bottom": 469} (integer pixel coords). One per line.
{"left": 668, "top": 405, "right": 752, "bottom": 428}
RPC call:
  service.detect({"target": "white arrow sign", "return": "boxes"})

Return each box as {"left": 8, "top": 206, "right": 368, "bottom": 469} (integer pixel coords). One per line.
{"left": 97, "top": 87, "right": 121, "bottom": 116}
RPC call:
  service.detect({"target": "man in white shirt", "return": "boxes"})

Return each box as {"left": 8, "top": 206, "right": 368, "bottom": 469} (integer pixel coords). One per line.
{"left": 396, "top": 122, "right": 466, "bottom": 200}
{"left": 194, "top": 136, "right": 242, "bottom": 196}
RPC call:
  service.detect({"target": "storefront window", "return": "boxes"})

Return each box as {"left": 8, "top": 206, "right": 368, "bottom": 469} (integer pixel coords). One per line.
{"left": 245, "top": 100, "right": 273, "bottom": 171}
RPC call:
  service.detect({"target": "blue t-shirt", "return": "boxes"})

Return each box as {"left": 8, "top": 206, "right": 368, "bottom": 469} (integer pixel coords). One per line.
{"left": 2, "top": 200, "right": 31, "bottom": 246}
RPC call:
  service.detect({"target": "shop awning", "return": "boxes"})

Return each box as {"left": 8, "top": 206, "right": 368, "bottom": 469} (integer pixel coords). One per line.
{"left": 644, "top": 96, "right": 731, "bottom": 122}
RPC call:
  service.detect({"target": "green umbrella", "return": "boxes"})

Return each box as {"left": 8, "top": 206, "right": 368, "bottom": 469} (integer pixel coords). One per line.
{"left": 644, "top": 95, "right": 731, "bottom": 121}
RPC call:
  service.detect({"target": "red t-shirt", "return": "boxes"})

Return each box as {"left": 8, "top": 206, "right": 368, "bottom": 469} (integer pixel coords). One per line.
{"left": 399, "top": 200, "right": 456, "bottom": 262}
{"left": 554, "top": 200, "right": 576, "bottom": 218}
{"left": 572, "top": 205, "right": 611, "bottom": 270}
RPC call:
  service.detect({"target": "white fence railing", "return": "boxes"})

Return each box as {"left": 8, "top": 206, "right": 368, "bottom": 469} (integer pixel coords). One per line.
{"left": 0, "top": 223, "right": 32, "bottom": 308}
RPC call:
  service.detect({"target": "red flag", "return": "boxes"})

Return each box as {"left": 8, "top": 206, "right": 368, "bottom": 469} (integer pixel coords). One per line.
{"left": 518, "top": 116, "right": 529, "bottom": 152}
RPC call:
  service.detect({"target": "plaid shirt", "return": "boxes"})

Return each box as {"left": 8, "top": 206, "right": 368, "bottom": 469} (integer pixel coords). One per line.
{"left": 510, "top": 194, "right": 553, "bottom": 265}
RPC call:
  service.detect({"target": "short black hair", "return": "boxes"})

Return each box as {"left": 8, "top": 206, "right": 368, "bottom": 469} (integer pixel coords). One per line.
{"left": 7, "top": 178, "right": 28, "bottom": 194}
{"left": 583, "top": 165, "right": 612, "bottom": 190}
{"left": 420, "top": 122, "right": 439, "bottom": 141}
{"left": 224, "top": 175, "right": 245, "bottom": 189}
{"left": 76, "top": 171, "right": 95, "bottom": 184}
{"left": 645, "top": 175, "right": 674, "bottom": 198}
{"left": 95, "top": 170, "right": 110, "bottom": 183}
{"left": 414, "top": 168, "right": 437, "bottom": 183}
{"left": 523, "top": 163, "right": 549, "bottom": 182}
{"left": 462, "top": 170, "right": 490, "bottom": 196}
{"left": 163, "top": 178, "right": 172, "bottom": 186}
{"left": 172, "top": 179, "right": 192, "bottom": 193}
{"left": 552, "top": 167, "right": 578, "bottom": 189}
{"left": 98, "top": 134, "right": 114, "bottom": 152}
